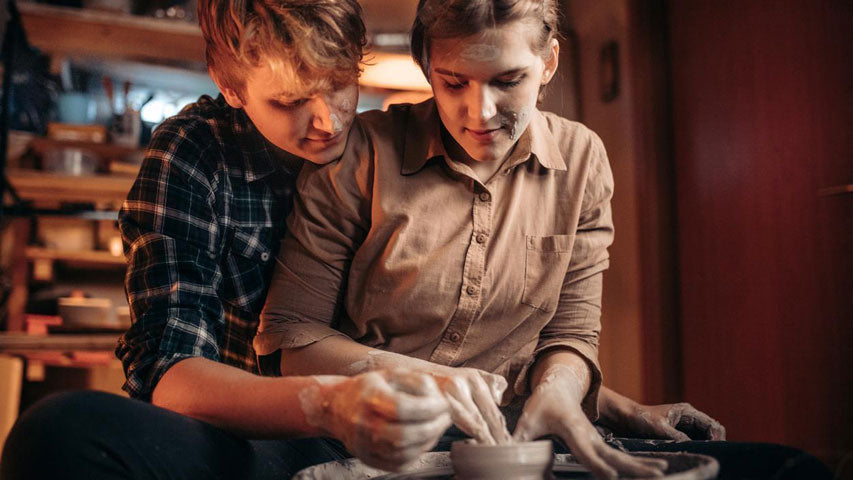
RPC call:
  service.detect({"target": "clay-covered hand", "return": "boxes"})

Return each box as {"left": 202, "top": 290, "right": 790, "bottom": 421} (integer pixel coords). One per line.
{"left": 429, "top": 365, "right": 513, "bottom": 445}
{"left": 513, "top": 364, "right": 668, "bottom": 479}
{"left": 616, "top": 402, "right": 726, "bottom": 442}
{"left": 303, "top": 369, "right": 452, "bottom": 472}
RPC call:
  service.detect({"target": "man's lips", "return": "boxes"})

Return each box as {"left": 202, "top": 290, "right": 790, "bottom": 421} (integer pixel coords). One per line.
{"left": 465, "top": 127, "right": 502, "bottom": 143}
{"left": 304, "top": 131, "right": 344, "bottom": 146}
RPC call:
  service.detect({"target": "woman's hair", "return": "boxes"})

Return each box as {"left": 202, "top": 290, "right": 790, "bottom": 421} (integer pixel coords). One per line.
{"left": 198, "top": 0, "right": 366, "bottom": 99}
{"left": 411, "top": 0, "right": 559, "bottom": 77}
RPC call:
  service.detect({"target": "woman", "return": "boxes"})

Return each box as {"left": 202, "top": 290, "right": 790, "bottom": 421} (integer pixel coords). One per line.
{"left": 256, "top": 0, "right": 668, "bottom": 477}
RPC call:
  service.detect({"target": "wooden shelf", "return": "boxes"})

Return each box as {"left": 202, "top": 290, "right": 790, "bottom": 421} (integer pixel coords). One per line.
{"left": 6, "top": 168, "right": 135, "bottom": 204}
{"left": 26, "top": 247, "right": 126, "bottom": 267}
{"left": 19, "top": 2, "right": 205, "bottom": 64}
{"left": 29, "top": 137, "right": 142, "bottom": 162}
{"left": 0, "top": 333, "right": 121, "bottom": 353}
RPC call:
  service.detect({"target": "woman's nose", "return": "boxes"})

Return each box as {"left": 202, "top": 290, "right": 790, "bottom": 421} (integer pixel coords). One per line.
{"left": 466, "top": 86, "right": 497, "bottom": 123}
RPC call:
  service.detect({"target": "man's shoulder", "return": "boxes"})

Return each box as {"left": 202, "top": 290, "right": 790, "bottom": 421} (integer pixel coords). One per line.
{"left": 144, "top": 95, "right": 261, "bottom": 185}
{"left": 150, "top": 95, "right": 232, "bottom": 147}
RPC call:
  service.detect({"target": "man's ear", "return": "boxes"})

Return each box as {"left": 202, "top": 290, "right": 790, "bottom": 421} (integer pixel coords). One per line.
{"left": 541, "top": 38, "right": 560, "bottom": 85}
{"left": 210, "top": 69, "right": 245, "bottom": 109}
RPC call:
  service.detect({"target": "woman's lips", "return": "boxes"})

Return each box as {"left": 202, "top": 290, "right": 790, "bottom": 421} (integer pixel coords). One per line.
{"left": 465, "top": 127, "right": 501, "bottom": 143}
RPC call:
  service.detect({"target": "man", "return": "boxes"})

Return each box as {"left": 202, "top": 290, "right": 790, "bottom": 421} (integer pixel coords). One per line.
{"left": 0, "top": 2, "right": 450, "bottom": 479}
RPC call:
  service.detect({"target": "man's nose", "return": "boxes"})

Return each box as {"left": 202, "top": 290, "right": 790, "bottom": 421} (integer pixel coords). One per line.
{"left": 310, "top": 96, "right": 338, "bottom": 133}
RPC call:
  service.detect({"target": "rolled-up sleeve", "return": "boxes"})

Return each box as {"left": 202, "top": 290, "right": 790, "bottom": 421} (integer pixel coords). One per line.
{"left": 117, "top": 120, "right": 226, "bottom": 401}
{"left": 255, "top": 124, "right": 372, "bottom": 357}
{"left": 515, "top": 131, "right": 614, "bottom": 420}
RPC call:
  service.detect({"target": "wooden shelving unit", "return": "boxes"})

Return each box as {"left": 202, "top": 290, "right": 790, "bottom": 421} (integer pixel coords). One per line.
{"left": 19, "top": 2, "right": 205, "bottom": 64}
{"left": 25, "top": 247, "right": 126, "bottom": 267}
{"left": 28, "top": 137, "right": 141, "bottom": 162}
{"left": 6, "top": 168, "right": 136, "bottom": 204}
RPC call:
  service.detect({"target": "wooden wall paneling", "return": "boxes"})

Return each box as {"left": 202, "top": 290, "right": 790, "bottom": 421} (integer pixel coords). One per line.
{"left": 668, "top": 0, "right": 852, "bottom": 464}
{"left": 624, "top": 0, "right": 682, "bottom": 405}
{"left": 561, "top": 0, "right": 646, "bottom": 402}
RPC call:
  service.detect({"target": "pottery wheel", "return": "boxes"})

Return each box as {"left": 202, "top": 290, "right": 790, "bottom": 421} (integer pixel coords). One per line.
{"left": 292, "top": 451, "right": 720, "bottom": 480}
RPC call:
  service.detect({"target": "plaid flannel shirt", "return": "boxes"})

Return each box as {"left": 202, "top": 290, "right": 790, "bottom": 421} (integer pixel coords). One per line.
{"left": 116, "top": 95, "right": 300, "bottom": 400}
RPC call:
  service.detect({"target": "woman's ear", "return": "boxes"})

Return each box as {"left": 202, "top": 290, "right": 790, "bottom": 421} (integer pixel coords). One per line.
{"left": 541, "top": 38, "right": 560, "bottom": 85}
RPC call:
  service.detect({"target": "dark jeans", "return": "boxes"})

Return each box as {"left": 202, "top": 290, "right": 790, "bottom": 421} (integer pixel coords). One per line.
{"left": 0, "top": 390, "right": 349, "bottom": 480}
{"left": 1, "top": 390, "right": 834, "bottom": 480}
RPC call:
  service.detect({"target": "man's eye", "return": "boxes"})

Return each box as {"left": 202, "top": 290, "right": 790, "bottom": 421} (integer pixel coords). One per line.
{"left": 443, "top": 80, "right": 466, "bottom": 91}
{"left": 273, "top": 98, "right": 308, "bottom": 110}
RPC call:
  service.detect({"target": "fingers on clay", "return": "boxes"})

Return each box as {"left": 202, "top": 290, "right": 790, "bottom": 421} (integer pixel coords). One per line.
{"left": 598, "top": 447, "right": 666, "bottom": 478}
{"left": 445, "top": 394, "right": 496, "bottom": 444}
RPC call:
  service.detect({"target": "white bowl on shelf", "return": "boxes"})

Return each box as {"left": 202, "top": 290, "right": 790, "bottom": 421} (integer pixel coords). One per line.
{"left": 58, "top": 297, "right": 117, "bottom": 329}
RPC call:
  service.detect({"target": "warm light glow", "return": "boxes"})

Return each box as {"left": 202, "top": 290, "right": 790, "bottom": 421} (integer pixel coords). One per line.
{"left": 360, "top": 52, "right": 431, "bottom": 92}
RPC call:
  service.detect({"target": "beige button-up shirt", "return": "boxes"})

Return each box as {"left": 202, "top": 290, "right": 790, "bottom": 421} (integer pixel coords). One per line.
{"left": 255, "top": 99, "right": 614, "bottom": 416}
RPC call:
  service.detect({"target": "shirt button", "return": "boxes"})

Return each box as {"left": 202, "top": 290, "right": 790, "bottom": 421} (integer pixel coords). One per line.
{"left": 476, "top": 233, "right": 487, "bottom": 244}
{"left": 466, "top": 285, "right": 477, "bottom": 295}
{"left": 479, "top": 192, "right": 491, "bottom": 202}
{"left": 449, "top": 332, "right": 461, "bottom": 343}
{"left": 260, "top": 252, "right": 270, "bottom": 262}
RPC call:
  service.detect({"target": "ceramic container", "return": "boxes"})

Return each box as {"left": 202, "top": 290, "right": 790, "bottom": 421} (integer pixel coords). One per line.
{"left": 450, "top": 440, "right": 554, "bottom": 480}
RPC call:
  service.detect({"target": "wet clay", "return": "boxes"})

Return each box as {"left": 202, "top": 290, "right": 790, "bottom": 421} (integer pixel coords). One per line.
{"left": 498, "top": 106, "right": 531, "bottom": 141}
{"left": 460, "top": 43, "right": 501, "bottom": 62}
{"left": 451, "top": 440, "right": 553, "bottom": 480}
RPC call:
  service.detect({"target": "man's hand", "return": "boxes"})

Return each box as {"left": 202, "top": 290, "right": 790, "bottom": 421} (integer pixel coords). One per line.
{"left": 513, "top": 363, "right": 667, "bottom": 479}
{"left": 305, "top": 369, "right": 451, "bottom": 472}
{"left": 428, "top": 366, "right": 513, "bottom": 445}
{"left": 356, "top": 350, "right": 512, "bottom": 445}
{"left": 598, "top": 386, "right": 726, "bottom": 441}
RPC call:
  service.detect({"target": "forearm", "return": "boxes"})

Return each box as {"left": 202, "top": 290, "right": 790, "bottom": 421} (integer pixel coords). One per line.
{"left": 152, "top": 356, "right": 326, "bottom": 438}
{"left": 529, "top": 348, "right": 591, "bottom": 405}
{"left": 279, "top": 334, "right": 438, "bottom": 377}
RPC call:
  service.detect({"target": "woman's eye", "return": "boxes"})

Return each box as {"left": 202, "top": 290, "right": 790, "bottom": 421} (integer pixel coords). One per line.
{"left": 494, "top": 76, "right": 525, "bottom": 89}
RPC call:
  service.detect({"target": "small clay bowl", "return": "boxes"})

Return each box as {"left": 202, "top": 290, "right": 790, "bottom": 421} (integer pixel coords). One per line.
{"left": 450, "top": 439, "right": 553, "bottom": 480}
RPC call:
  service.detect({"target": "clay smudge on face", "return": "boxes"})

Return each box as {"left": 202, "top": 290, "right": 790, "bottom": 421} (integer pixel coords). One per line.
{"left": 329, "top": 113, "right": 344, "bottom": 134}
{"left": 460, "top": 43, "right": 501, "bottom": 62}
{"left": 498, "top": 106, "right": 531, "bottom": 141}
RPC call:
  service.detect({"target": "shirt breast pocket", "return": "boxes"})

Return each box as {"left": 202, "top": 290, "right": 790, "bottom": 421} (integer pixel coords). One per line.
{"left": 222, "top": 226, "right": 278, "bottom": 312}
{"left": 521, "top": 234, "right": 576, "bottom": 312}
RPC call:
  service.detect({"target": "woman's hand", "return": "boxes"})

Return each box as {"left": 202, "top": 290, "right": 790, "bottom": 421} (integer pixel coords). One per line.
{"left": 617, "top": 402, "right": 726, "bottom": 442}
{"left": 513, "top": 363, "right": 668, "bottom": 479}
{"left": 358, "top": 351, "right": 512, "bottom": 445}
{"left": 428, "top": 365, "right": 513, "bottom": 445}
{"left": 597, "top": 386, "right": 726, "bottom": 441}
{"left": 304, "top": 369, "right": 451, "bottom": 472}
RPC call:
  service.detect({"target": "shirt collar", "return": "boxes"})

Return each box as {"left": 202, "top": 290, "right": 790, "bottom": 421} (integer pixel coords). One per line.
{"left": 401, "top": 99, "right": 447, "bottom": 175}
{"left": 401, "top": 99, "right": 567, "bottom": 175}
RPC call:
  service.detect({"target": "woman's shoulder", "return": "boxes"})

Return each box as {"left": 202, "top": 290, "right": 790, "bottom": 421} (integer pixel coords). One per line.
{"left": 536, "top": 110, "right": 607, "bottom": 155}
